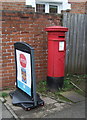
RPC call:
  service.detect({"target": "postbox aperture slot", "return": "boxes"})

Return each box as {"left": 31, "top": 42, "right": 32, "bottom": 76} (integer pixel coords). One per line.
{"left": 58, "top": 36, "right": 65, "bottom": 38}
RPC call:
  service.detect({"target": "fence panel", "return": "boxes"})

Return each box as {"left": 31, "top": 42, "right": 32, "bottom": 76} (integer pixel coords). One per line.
{"left": 63, "top": 13, "right": 87, "bottom": 74}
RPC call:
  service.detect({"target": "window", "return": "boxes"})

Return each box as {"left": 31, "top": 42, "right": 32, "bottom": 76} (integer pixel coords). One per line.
{"left": 36, "top": 4, "right": 45, "bottom": 13}
{"left": 49, "top": 5, "right": 58, "bottom": 13}
{"left": 36, "top": 3, "right": 59, "bottom": 13}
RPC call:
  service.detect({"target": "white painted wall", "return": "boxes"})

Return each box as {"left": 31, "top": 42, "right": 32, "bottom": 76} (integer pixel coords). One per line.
{"left": 69, "top": 0, "right": 87, "bottom": 2}
{"left": 62, "top": 0, "right": 71, "bottom": 10}
{"left": 26, "top": 0, "right": 35, "bottom": 7}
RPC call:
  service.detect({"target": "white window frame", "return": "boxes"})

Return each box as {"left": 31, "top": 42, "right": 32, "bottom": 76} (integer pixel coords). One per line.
{"left": 35, "top": 2, "right": 46, "bottom": 12}
{"left": 49, "top": 3, "right": 59, "bottom": 13}
{"left": 26, "top": 0, "right": 71, "bottom": 12}
{"left": 35, "top": 3, "right": 45, "bottom": 13}
{"left": 35, "top": 2, "right": 62, "bottom": 14}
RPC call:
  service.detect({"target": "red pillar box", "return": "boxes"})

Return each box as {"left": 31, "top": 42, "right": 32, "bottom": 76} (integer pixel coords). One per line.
{"left": 45, "top": 26, "right": 68, "bottom": 90}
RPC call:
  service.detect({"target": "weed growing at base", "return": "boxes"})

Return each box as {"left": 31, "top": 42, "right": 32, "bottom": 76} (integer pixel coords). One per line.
{"left": 0, "top": 92, "right": 8, "bottom": 98}
{"left": 37, "top": 74, "right": 86, "bottom": 102}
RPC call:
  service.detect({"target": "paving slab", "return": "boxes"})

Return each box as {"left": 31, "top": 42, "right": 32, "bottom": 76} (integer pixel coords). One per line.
{"left": 44, "top": 101, "right": 86, "bottom": 118}
{"left": 70, "top": 80, "right": 86, "bottom": 92}
{"left": 60, "top": 91, "right": 85, "bottom": 103}
{"left": 41, "top": 96, "right": 57, "bottom": 105}
{"left": 78, "top": 81, "right": 86, "bottom": 92}
{"left": 5, "top": 95, "right": 66, "bottom": 119}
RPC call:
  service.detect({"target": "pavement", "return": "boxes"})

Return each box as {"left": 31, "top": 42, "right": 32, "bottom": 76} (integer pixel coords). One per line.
{"left": 0, "top": 89, "right": 86, "bottom": 119}
{"left": 0, "top": 101, "right": 15, "bottom": 119}
{"left": 45, "top": 101, "right": 86, "bottom": 118}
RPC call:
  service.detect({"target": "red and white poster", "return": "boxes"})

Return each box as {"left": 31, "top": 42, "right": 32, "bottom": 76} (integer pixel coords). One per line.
{"left": 16, "top": 49, "right": 32, "bottom": 96}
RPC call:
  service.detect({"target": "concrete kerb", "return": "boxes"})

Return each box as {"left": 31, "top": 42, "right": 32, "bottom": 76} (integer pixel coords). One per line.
{"left": 4, "top": 102, "right": 20, "bottom": 120}
{"left": 0, "top": 97, "right": 19, "bottom": 120}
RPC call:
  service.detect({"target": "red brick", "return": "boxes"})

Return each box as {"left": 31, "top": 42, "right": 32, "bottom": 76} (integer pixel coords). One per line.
{"left": 70, "top": 2, "right": 86, "bottom": 14}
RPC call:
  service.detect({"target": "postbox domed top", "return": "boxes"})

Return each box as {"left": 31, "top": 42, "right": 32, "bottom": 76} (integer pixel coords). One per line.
{"left": 45, "top": 26, "right": 68, "bottom": 32}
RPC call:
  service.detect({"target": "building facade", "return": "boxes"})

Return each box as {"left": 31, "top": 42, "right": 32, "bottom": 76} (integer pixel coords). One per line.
{"left": 26, "top": 0, "right": 71, "bottom": 14}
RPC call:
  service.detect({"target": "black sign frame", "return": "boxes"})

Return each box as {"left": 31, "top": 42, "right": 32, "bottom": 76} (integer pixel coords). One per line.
{"left": 14, "top": 42, "right": 37, "bottom": 106}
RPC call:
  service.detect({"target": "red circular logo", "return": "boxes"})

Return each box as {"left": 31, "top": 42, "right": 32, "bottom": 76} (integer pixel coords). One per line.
{"left": 20, "top": 54, "right": 27, "bottom": 68}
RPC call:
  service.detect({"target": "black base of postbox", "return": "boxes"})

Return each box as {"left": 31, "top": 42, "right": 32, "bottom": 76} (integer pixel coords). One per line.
{"left": 47, "top": 76, "right": 64, "bottom": 90}
{"left": 9, "top": 89, "right": 44, "bottom": 111}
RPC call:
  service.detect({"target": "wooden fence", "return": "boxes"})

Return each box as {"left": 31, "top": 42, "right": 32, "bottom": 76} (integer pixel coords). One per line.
{"left": 63, "top": 13, "right": 87, "bottom": 74}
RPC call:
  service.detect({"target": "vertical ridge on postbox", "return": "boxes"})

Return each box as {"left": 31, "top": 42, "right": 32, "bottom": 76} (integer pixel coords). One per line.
{"left": 45, "top": 26, "right": 68, "bottom": 90}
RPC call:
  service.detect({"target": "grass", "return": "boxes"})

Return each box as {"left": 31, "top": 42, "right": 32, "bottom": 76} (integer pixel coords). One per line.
{"left": 37, "top": 80, "right": 47, "bottom": 94}
{"left": 37, "top": 74, "right": 86, "bottom": 102}
{"left": 0, "top": 92, "right": 9, "bottom": 98}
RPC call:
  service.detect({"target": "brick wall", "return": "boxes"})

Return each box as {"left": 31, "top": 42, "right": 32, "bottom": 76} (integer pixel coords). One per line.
{"left": 70, "top": 2, "right": 86, "bottom": 14}
{"left": 1, "top": 2, "right": 62, "bottom": 89}
{"left": 0, "top": 2, "right": 35, "bottom": 12}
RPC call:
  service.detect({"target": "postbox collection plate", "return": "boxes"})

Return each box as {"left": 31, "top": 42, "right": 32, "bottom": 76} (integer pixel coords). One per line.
{"left": 59, "top": 41, "right": 64, "bottom": 51}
